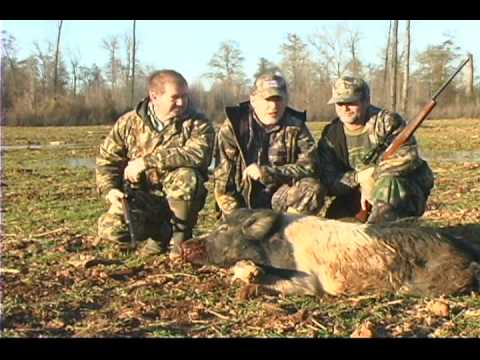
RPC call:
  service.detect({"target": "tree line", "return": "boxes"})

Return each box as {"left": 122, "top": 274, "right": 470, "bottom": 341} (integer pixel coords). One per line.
{"left": 2, "top": 21, "right": 479, "bottom": 127}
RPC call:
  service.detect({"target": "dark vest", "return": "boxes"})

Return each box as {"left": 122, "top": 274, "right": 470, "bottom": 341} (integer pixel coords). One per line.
{"left": 319, "top": 117, "right": 352, "bottom": 172}
{"left": 224, "top": 101, "right": 306, "bottom": 163}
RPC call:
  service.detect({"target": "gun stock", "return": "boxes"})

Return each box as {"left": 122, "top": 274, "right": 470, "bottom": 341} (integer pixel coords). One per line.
{"left": 382, "top": 99, "right": 436, "bottom": 161}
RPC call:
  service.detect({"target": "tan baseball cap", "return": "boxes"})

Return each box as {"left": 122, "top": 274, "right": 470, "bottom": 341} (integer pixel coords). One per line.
{"left": 252, "top": 73, "right": 288, "bottom": 99}
{"left": 328, "top": 76, "right": 370, "bottom": 104}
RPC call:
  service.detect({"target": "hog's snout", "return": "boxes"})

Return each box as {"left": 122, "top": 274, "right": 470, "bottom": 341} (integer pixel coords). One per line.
{"left": 181, "top": 237, "right": 208, "bottom": 264}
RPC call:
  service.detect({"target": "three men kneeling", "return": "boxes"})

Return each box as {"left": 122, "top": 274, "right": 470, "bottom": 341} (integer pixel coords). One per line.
{"left": 96, "top": 70, "right": 433, "bottom": 259}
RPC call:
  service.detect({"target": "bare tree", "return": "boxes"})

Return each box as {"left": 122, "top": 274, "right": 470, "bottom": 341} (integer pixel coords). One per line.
{"left": 34, "top": 41, "right": 53, "bottom": 97}
{"left": 131, "top": 20, "right": 136, "bottom": 107}
{"left": 1, "top": 30, "right": 19, "bottom": 98}
{"left": 53, "top": 20, "right": 63, "bottom": 99}
{"left": 102, "top": 35, "right": 121, "bottom": 91}
{"left": 206, "top": 39, "right": 246, "bottom": 105}
{"left": 401, "top": 20, "right": 411, "bottom": 115}
{"left": 254, "top": 57, "right": 280, "bottom": 78}
{"left": 415, "top": 36, "right": 460, "bottom": 101}
{"left": 279, "top": 33, "right": 316, "bottom": 110}
{"left": 206, "top": 40, "right": 246, "bottom": 82}
{"left": 68, "top": 48, "right": 81, "bottom": 97}
{"left": 390, "top": 20, "right": 399, "bottom": 111}
{"left": 383, "top": 20, "right": 392, "bottom": 96}
{"left": 466, "top": 53, "right": 474, "bottom": 98}
{"left": 345, "top": 28, "right": 363, "bottom": 77}
{"left": 123, "top": 33, "right": 132, "bottom": 87}
{"left": 309, "top": 25, "right": 348, "bottom": 78}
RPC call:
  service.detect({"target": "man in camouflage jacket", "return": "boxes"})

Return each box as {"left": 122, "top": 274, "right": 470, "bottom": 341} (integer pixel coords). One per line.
{"left": 317, "top": 76, "right": 434, "bottom": 223}
{"left": 214, "top": 73, "right": 326, "bottom": 217}
{"left": 96, "top": 69, "right": 215, "bottom": 258}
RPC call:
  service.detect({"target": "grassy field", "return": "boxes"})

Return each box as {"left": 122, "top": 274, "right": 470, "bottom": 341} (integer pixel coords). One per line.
{"left": 2, "top": 118, "right": 480, "bottom": 338}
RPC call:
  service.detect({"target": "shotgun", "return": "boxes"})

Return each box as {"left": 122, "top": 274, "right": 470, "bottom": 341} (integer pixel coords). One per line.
{"left": 356, "top": 56, "right": 471, "bottom": 223}
{"left": 122, "top": 181, "right": 137, "bottom": 249}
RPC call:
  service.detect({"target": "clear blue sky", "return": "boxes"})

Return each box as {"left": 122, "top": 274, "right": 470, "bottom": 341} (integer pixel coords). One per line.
{"left": 3, "top": 20, "right": 479, "bottom": 86}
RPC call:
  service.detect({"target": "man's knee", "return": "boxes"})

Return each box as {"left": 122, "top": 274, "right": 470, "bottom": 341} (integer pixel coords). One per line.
{"left": 163, "top": 167, "right": 206, "bottom": 202}
{"left": 372, "top": 175, "right": 426, "bottom": 217}
{"left": 272, "top": 177, "right": 326, "bottom": 215}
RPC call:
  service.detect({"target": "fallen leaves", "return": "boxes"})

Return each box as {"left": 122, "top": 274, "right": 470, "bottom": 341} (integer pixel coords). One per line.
{"left": 0, "top": 268, "right": 20, "bottom": 274}
{"left": 351, "top": 321, "right": 376, "bottom": 338}
{"left": 67, "top": 254, "right": 96, "bottom": 268}
{"left": 463, "top": 162, "right": 480, "bottom": 170}
{"left": 46, "top": 319, "right": 65, "bottom": 329}
{"left": 427, "top": 300, "right": 450, "bottom": 318}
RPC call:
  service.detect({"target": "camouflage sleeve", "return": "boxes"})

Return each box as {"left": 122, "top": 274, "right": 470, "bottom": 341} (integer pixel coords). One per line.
{"left": 214, "top": 120, "right": 243, "bottom": 215}
{"left": 259, "top": 124, "right": 319, "bottom": 186}
{"left": 317, "top": 134, "right": 358, "bottom": 196}
{"left": 143, "top": 118, "right": 215, "bottom": 172}
{"left": 373, "top": 112, "right": 423, "bottom": 178}
{"left": 96, "top": 116, "right": 129, "bottom": 196}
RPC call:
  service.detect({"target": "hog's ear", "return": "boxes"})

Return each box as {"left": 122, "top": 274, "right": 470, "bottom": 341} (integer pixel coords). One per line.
{"left": 241, "top": 210, "right": 279, "bottom": 240}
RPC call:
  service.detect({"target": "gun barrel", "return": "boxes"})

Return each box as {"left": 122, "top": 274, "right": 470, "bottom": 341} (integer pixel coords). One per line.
{"left": 382, "top": 56, "right": 470, "bottom": 161}
{"left": 432, "top": 56, "right": 470, "bottom": 101}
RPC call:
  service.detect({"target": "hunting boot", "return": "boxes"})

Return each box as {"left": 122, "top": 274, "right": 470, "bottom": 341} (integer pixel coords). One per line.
{"left": 167, "top": 199, "right": 195, "bottom": 261}
{"left": 367, "top": 201, "right": 400, "bottom": 224}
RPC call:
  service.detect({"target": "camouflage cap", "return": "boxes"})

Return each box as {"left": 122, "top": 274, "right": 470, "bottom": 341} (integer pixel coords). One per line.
{"left": 328, "top": 76, "right": 370, "bottom": 104}
{"left": 252, "top": 73, "right": 288, "bottom": 99}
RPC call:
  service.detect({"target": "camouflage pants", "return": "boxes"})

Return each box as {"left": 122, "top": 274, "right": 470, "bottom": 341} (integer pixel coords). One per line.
{"left": 271, "top": 177, "right": 327, "bottom": 215}
{"left": 325, "top": 175, "right": 429, "bottom": 219}
{"left": 98, "top": 167, "right": 207, "bottom": 243}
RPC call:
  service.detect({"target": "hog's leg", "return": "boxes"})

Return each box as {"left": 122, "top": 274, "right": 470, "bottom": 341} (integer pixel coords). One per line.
{"left": 470, "top": 262, "right": 480, "bottom": 290}
{"left": 256, "top": 265, "right": 321, "bottom": 296}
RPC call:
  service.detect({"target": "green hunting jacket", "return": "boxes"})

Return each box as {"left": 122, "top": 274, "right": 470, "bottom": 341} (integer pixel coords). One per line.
{"left": 317, "top": 105, "right": 433, "bottom": 196}
{"left": 96, "top": 97, "right": 215, "bottom": 196}
{"left": 214, "top": 101, "right": 320, "bottom": 215}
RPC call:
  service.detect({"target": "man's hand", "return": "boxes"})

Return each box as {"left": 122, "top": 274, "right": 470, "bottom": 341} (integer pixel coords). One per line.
{"left": 355, "top": 167, "right": 375, "bottom": 210}
{"left": 242, "top": 164, "right": 262, "bottom": 182}
{"left": 355, "top": 166, "right": 375, "bottom": 185}
{"left": 105, "top": 188, "right": 124, "bottom": 214}
{"left": 124, "top": 157, "right": 146, "bottom": 183}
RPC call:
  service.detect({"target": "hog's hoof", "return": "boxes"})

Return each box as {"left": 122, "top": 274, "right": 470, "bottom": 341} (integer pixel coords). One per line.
{"left": 230, "top": 260, "right": 264, "bottom": 284}
{"left": 237, "top": 284, "right": 261, "bottom": 300}
{"left": 169, "top": 246, "right": 183, "bottom": 262}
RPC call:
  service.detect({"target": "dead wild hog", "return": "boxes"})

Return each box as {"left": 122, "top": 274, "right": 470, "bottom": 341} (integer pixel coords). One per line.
{"left": 182, "top": 209, "right": 480, "bottom": 297}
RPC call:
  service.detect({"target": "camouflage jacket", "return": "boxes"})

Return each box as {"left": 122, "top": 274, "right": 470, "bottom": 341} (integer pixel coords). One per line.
{"left": 96, "top": 97, "right": 215, "bottom": 196}
{"left": 214, "top": 101, "right": 320, "bottom": 215}
{"left": 317, "top": 105, "right": 431, "bottom": 196}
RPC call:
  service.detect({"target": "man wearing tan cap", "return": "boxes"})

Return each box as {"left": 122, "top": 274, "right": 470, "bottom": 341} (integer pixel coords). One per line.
{"left": 214, "top": 72, "right": 326, "bottom": 217}
{"left": 317, "top": 76, "right": 434, "bottom": 223}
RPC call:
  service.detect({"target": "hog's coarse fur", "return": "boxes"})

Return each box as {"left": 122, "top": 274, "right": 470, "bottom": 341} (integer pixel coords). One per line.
{"left": 182, "top": 209, "right": 480, "bottom": 297}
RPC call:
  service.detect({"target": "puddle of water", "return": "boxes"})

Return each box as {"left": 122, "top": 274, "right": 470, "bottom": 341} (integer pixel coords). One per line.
{"left": 1, "top": 143, "right": 92, "bottom": 151}
{"left": 19, "top": 157, "right": 96, "bottom": 170}
{"left": 11, "top": 150, "right": 480, "bottom": 172}
{"left": 65, "top": 158, "right": 96, "bottom": 169}
{"left": 420, "top": 150, "right": 480, "bottom": 163}
{"left": 18, "top": 157, "right": 211, "bottom": 172}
